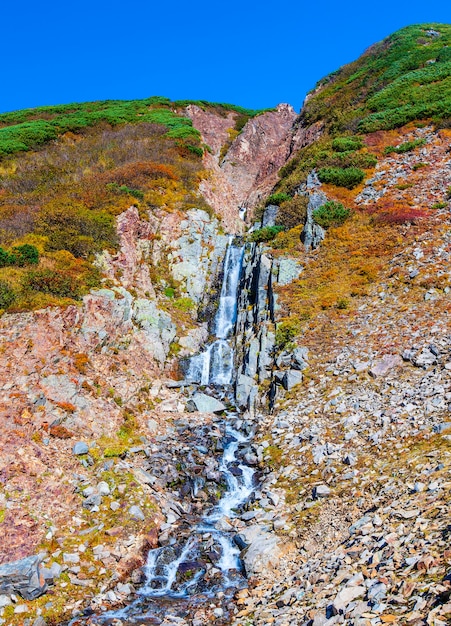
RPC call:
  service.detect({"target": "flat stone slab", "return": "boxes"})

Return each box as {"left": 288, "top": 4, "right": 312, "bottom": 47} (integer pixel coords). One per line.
{"left": 0, "top": 555, "right": 47, "bottom": 600}
{"left": 186, "top": 393, "right": 226, "bottom": 414}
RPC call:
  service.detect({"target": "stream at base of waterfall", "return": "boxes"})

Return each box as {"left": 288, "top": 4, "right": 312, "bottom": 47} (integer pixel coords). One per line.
{"left": 72, "top": 238, "right": 258, "bottom": 625}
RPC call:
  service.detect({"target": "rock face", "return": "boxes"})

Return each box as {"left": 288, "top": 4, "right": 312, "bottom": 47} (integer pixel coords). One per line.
{"left": 221, "top": 104, "right": 298, "bottom": 209}
{"left": 185, "top": 104, "right": 298, "bottom": 226}
{"left": 0, "top": 204, "right": 229, "bottom": 566}
{"left": 300, "top": 172, "right": 326, "bottom": 250}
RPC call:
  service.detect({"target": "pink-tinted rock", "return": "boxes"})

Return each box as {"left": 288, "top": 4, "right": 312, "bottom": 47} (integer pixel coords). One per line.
{"left": 369, "top": 354, "right": 403, "bottom": 377}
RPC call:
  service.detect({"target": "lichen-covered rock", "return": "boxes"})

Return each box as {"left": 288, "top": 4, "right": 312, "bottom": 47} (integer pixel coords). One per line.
{"left": 274, "top": 257, "right": 303, "bottom": 286}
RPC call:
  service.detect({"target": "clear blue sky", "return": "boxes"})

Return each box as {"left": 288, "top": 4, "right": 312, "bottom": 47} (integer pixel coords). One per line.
{"left": 1, "top": 1, "right": 450, "bottom": 114}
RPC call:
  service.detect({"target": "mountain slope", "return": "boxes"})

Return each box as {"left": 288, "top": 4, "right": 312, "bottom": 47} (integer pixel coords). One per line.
{"left": 0, "top": 22, "right": 451, "bottom": 626}
{"left": 302, "top": 23, "right": 451, "bottom": 133}
{"left": 234, "top": 24, "right": 451, "bottom": 626}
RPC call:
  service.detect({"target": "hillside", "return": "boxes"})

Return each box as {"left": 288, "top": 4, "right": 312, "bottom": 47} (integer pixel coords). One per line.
{"left": 0, "top": 22, "right": 451, "bottom": 626}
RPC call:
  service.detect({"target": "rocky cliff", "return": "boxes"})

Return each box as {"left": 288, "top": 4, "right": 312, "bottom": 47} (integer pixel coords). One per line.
{"left": 184, "top": 103, "right": 298, "bottom": 228}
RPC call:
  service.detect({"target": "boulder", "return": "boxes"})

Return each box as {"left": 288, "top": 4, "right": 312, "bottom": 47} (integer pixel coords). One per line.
{"left": 369, "top": 354, "right": 402, "bottom": 377}
{"left": 333, "top": 585, "right": 366, "bottom": 612}
{"left": 276, "top": 258, "right": 303, "bottom": 286}
{"left": 237, "top": 526, "right": 284, "bottom": 576}
{"left": 0, "top": 555, "right": 47, "bottom": 600}
{"left": 186, "top": 393, "right": 226, "bottom": 414}
{"left": 129, "top": 506, "right": 145, "bottom": 521}
{"left": 313, "top": 484, "right": 331, "bottom": 499}
{"left": 282, "top": 370, "right": 303, "bottom": 390}
{"left": 292, "top": 347, "right": 309, "bottom": 370}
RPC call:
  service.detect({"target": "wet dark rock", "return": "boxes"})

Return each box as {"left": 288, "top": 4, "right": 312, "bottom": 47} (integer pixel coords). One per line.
{"left": 233, "top": 535, "right": 248, "bottom": 550}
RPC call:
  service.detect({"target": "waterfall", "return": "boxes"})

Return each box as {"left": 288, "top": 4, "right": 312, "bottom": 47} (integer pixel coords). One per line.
{"left": 80, "top": 236, "right": 258, "bottom": 625}
{"left": 215, "top": 239, "right": 244, "bottom": 340}
{"left": 187, "top": 237, "right": 244, "bottom": 386}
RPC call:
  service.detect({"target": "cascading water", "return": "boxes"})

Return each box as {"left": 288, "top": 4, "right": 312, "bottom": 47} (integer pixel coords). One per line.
{"left": 187, "top": 237, "right": 244, "bottom": 386}
{"left": 82, "top": 237, "right": 257, "bottom": 625}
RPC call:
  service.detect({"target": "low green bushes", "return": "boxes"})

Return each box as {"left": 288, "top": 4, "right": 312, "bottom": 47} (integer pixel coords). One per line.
{"left": 332, "top": 136, "right": 363, "bottom": 152}
{"left": 312, "top": 201, "right": 351, "bottom": 228}
{"left": 106, "top": 182, "right": 144, "bottom": 200}
{"left": 250, "top": 225, "right": 284, "bottom": 243}
{"left": 333, "top": 151, "right": 377, "bottom": 168}
{"left": 265, "top": 192, "right": 291, "bottom": 206}
{"left": 0, "top": 244, "right": 39, "bottom": 267}
{"left": 317, "top": 166, "right": 365, "bottom": 189}
{"left": 0, "top": 98, "right": 201, "bottom": 158}
{"left": 275, "top": 318, "right": 300, "bottom": 350}
{"left": 384, "top": 138, "right": 426, "bottom": 154}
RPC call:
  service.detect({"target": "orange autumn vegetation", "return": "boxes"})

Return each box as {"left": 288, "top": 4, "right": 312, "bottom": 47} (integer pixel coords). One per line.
{"left": 275, "top": 206, "right": 431, "bottom": 329}
{"left": 0, "top": 122, "right": 211, "bottom": 310}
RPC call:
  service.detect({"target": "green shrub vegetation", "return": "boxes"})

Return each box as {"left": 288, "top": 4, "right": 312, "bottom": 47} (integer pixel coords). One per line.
{"left": 0, "top": 244, "right": 39, "bottom": 267}
{"left": 275, "top": 133, "right": 375, "bottom": 196}
{"left": 249, "top": 225, "right": 285, "bottom": 243}
{"left": 173, "top": 297, "right": 195, "bottom": 311}
{"left": 312, "top": 201, "right": 351, "bottom": 228}
{"left": 265, "top": 192, "right": 292, "bottom": 206}
{"left": 384, "top": 138, "right": 426, "bottom": 154}
{"left": 332, "top": 136, "right": 363, "bottom": 152}
{"left": 317, "top": 166, "right": 365, "bottom": 189}
{"left": 275, "top": 318, "right": 300, "bottom": 350}
{"left": 106, "top": 182, "right": 144, "bottom": 200}
{"left": 0, "top": 97, "right": 201, "bottom": 158}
